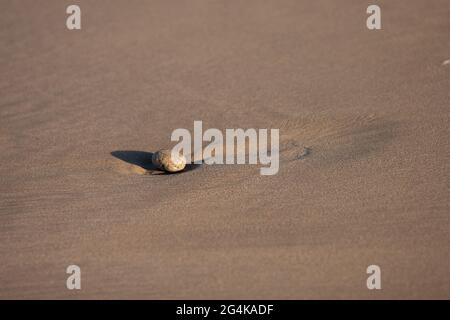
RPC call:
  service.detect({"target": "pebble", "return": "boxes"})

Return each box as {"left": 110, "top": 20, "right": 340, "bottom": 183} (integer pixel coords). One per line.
{"left": 152, "top": 149, "right": 186, "bottom": 173}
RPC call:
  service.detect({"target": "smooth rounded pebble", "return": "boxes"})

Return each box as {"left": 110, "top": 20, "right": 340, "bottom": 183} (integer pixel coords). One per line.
{"left": 152, "top": 149, "right": 186, "bottom": 173}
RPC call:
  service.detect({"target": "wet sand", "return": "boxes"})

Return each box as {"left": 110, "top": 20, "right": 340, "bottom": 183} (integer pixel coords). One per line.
{"left": 0, "top": 0, "right": 449, "bottom": 299}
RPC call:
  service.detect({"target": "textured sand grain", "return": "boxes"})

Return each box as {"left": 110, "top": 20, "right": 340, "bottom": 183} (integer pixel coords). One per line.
{"left": 0, "top": 0, "right": 449, "bottom": 299}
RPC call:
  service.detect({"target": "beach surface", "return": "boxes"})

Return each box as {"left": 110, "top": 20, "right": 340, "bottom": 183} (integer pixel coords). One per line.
{"left": 0, "top": 0, "right": 449, "bottom": 298}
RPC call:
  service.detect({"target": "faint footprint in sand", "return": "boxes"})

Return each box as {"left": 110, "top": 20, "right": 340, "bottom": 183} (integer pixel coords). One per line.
{"left": 274, "top": 113, "right": 395, "bottom": 165}
{"left": 278, "top": 140, "right": 312, "bottom": 162}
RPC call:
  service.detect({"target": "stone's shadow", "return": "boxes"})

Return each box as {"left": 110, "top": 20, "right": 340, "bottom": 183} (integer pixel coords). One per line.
{"left": 111, "top": 150, "right": 156, "bottom": 170}
{"left": 111, "top": 150, "right": 201, "bottom": 174}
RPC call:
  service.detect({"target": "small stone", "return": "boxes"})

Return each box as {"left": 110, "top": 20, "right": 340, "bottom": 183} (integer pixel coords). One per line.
{"left": 152, "top": 149, "right": 186, "bottom": 173}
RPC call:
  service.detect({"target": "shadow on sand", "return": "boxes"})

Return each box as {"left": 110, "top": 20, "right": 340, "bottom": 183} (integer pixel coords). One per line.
{"left": 111, "top": 150, "right": 201, "bottom": 174}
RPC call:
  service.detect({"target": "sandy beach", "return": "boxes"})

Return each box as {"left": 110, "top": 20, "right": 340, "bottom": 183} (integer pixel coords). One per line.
{"left": 1, "top": 0, "right": 449, "bottom": 299}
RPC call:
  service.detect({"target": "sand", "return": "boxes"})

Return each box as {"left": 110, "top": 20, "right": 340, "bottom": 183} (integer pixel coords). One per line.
{"left": 0, "top": 0, "right": 449, "bottom": 299}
